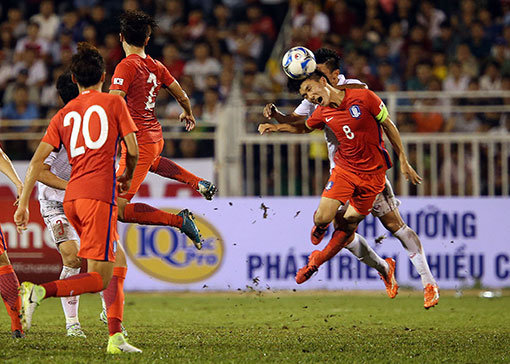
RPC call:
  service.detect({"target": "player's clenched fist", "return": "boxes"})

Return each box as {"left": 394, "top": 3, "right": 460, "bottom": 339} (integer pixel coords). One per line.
{"left": 117, "top": 174, "right": 133, "bottom": 194}
{"left": 263, "top": 103, "right": 277, "bottom": 119}
{"left": 258, "top": 123, "right": 278, "bottom": 134}
{"left": 14, "top": 206, "right": 29, "bottom": 233}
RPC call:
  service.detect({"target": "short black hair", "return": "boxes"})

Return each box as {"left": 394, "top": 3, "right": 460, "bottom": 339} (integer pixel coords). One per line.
{"left": 70, "top": 42, "right": 104, "bottom": 88}
{"left": 56, "top": 71, "right": 79, "bottom": 104}
{"left": 291, "top": 69, "right": 331, "bottom": 93}
{"left": 119, "top": 10, "right": 157, "bottom": 47}
{"left": 314, "top": 48, "right": 341, "bottom": 73}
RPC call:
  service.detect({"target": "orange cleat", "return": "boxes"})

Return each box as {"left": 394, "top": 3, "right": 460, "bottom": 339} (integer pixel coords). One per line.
{"left": 424, "top": 284, "right": 439, "bottom": 309}
{"left": 379, "top": 258, "right": 399, "bottom": 298}
{"left": 295, "top": 250, "right": 322, "bottom": 284}
{"left": 310, "top": 224, "right": 329, "bottom": 245}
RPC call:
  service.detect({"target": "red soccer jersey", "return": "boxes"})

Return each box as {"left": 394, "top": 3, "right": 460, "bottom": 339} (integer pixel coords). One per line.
{"left": 42, "top": 90, "right": 138, "bottom": 204}
{"left": 110, "top": 54, "right": 176, "bottom": 145}
{"left": 307, "top": 89, "right": 392, "bottom": 174}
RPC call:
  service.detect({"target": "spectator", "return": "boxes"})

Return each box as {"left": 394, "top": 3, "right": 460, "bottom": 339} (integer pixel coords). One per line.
{"left": 432, "top": 52, "right": 447, "bottom": 80}
{"left": 468, "top": 21, "right": 491, "bottom": 59}
{"left": 407, "top": 61, "right": 433, "bottom": 91}
{"left": 13, "top": 47, "right": 48, "bottom": 87}
{"left": 443, "top": 60, "right": 470, "bottom": 92}
{"left": 247, "top": 5, "right": 276, "bottom": 41}
{"left": 14, "top": 21, "right": 50, "bottom": 56}
{"left": 226, "top": 20, "right": 263, "bottom": 68}
{"left": 446, "top": 111, "right": 483, "bottom": 133}
{"left": 455, "top": 43, "right": 479, "bottom": 78}
{"left": 417, "top": 0, "right": 446, "bottom": 40}
{"left": 57, "top": 10, "right": 86, "bottom": 43}
{"left": 183, "top": 42, "right": 221, "bottom": 91}
{"left": 161, "top": 43, "right": 185, "bottom": 81}
{"left": 1, "top": 84, "right": 39, "bottom": 131}
{"left": 387, "top": 22, "right": 404, "bottom": 60}
{"left": 50, "top": 30, "right": 77, "bottom": 65}
{"left": 327, "top": 0, "right": 356, "bottom": 38}
{"left": 0, "top": 25, "right": 17, "bottom": 62}
{"left": 3, "top": 8, "right": 27, "bottom": 40}
{"left": 30, "top": 0, "right": 60, "bottom": 41}
{"left": 201, "top": 88, "right": 222, "bottom": 124}
{"left": 187, "top": 9, "right": 206, "bottom": 40}
{"left": 156, "top": 0, "right": 184, "bottom": 36}
{"left": 292, "top": 0, "right": 329, "bottom": 38}
{"left": 480, "top": 61, "right": 502, "bottom": 90}
{"left": 411, "top": 78, "right": 446, "bottom": 133}
{"left": 3, "top": 69, "right": 39, "bottom": 105}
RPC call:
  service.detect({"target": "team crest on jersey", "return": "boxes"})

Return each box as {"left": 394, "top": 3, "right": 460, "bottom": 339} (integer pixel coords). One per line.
{"left": 113, "top": 78, "right": 124, "bottom": 85}
{"left": 325, "top": 181, "right": 334, "bottom": 190}
{"left": 349, "top": 105, "right": 361, "bottom": 118}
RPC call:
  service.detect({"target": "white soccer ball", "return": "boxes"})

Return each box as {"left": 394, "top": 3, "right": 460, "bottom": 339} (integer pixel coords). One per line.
{"left": 281, "top": 46, "right": 317, "bottom": 79}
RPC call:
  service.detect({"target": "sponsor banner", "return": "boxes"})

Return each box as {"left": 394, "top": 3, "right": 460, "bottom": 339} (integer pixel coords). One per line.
{"left": 0, "top": 200, "right": 63, "bottom": 283}
{"left": 120, "top": 197, "right": 510, "bottom": 291}
{"left": 0, "top": 159, "right": 214, "bottom": 199}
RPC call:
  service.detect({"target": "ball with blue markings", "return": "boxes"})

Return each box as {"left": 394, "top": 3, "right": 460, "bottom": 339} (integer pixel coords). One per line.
{"left": 281, "top": 46, "right": 317, "bottom": 79}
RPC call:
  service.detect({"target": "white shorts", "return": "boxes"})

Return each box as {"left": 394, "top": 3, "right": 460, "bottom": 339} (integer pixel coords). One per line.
{"left": 371, "top": 178, "right": 401, "bottom": 218}
{"left": 40, "top": 200, "right": 79, "bottom": 246}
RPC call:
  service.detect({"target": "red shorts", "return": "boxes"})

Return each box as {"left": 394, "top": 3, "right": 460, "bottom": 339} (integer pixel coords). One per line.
{"left": 0, "top": 225, "right": 6, "bottom": 256}
{"left": 322, "top": 167, "right": 386, "bottom": 216}
{"left": 116, "top": 140, "right": 164, "bottom": 201}
{"left": 63, "top": 199, "right": 118, "bottom": 262}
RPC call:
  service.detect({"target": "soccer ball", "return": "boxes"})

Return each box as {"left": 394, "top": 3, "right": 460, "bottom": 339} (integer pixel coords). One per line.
{"left": 281, "top": 46, "right": 317, "bottom": 79}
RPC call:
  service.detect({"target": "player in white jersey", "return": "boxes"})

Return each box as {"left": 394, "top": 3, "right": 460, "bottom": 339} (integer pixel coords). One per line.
{"left": 263, "top": 48, "right": 439, "bottom": 309}
{"left": 37, "top": 72, "right": 126, "bottom": 337}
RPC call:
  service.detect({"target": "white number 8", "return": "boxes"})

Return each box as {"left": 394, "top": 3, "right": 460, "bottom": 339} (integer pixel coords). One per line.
{"left": 63, "top": 105, "right": 109, "bottom": 157}
{"left": 343, "top": 125, "right": 355, "bottom": 139}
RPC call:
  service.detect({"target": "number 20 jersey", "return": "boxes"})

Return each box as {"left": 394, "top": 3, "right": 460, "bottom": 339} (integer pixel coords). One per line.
{"left": 306, "top": 89, "right": 392, "bottom": 174}
{"left": 42, "top": 90, "right": 138, "bottom": 204}
{"left": 110, "top": 54, "right": 176, "bottom": 145}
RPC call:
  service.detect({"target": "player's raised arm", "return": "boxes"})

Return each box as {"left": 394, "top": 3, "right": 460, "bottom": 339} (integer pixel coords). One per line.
{"left": 258, "top": 120, "right": 312, "bottom": 134}
{"left": 164, "top": 80, "right": 195, "bottom": 131}
{"left": 381, "top": 117, "right": 422, "bottom": 185}
{"left": 14, "top": 142, "right": 55, "bottom": 232}
{"left": 0, "top": 147, "right": 23, "bottom": 204}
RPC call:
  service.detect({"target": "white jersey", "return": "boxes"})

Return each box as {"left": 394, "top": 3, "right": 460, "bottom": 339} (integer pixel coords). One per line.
{"left": 293, "top": 74, "right": 365, "bottom": 171}
{"left": 37, "top": 147, "right": 71, "bottom": 203}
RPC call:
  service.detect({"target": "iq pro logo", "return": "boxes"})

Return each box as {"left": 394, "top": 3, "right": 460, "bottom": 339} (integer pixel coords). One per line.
{"left": 124, "top": 209, "right": 223, "bottom": 283}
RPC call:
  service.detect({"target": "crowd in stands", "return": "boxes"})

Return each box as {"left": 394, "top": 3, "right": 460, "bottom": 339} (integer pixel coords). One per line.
{"left": 0, "top": 0, "right": 287, "bottom": 159}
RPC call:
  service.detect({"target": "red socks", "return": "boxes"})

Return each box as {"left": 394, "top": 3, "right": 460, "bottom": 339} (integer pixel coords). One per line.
{"left": 123, "top": 203, "right": 183, "bottom": 228}
{"left": 41, "top": 272, "right": 103, "bottom": 298}
{"left": 0, "top": 265, "right": 22, "bottom": 332}
{"left": 317, "top": 230, "right": 354, "bottom": 266}
{"left": 103, "top": 267, "right": 127, "bottom": 336}
{"left": 151, "top": 157, "right": 201, "bottom": 190}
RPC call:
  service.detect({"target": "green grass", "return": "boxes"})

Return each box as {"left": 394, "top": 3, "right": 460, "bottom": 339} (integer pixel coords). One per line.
{"left": 1, "top": 290, "right": 509, "bottom": 363}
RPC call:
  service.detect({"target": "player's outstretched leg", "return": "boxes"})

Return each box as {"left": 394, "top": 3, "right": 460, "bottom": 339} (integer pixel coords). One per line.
{"left": 59, "top": 266, "right": 86, "bottom": 337}
{"left": 0, "top": 259, "right": 24, "bottom": 338}
{"left": 121, "top": 202, "right": 202, "bottom": 249}
{"left": 345, "top": 234, "right": 399, "bottom": 298}
{"left": 19, "top": 271, "right": 104, "bottom": 332}
{"left": 380, "top": 210, "right": 438, "bottom": 308}
{"left": 150, "top": 157, "right": 217, "bottom": 200}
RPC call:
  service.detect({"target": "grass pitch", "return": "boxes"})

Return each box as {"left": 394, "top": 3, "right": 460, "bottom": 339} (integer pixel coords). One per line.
{"left": 1, "top": 290, "right": 509, "bottom": 363}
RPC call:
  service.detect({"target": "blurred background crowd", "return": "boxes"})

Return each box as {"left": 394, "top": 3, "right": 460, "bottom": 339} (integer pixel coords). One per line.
{"left": 0, "top": 0, "right": 509, "bottom": 160}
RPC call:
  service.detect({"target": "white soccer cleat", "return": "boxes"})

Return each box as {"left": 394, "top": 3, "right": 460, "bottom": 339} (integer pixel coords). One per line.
{"left": 19, "top": 282, "right": 46, "bottom": 332}
{"left": 106, "top": 333, "right": 142, "bottom": 354}
{"left": 67, "top": 323, "right": 86, "bottom": 338}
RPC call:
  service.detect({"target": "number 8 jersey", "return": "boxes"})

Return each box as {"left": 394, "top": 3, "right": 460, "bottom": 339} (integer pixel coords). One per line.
{"left": 42, "top": 90, "right": 138, "bottom": 204}
{"left": 306, "top": 88, "right": 392, "bottom": 175}
{"left": 110, "top": 54, "right": 175, "bottom": 145}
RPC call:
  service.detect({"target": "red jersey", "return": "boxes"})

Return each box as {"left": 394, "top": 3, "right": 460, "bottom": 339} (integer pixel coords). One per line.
{"left": 307, "top": 89, "right": 392, "bottom": 174}
{"left": 42, "top": 90, "right": 138, "bottom": 204}
{"left": 110, "top": 54, "right": 175, "bottom": 145}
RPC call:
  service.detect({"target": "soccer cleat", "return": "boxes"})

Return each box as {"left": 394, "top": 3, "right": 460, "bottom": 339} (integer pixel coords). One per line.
{"left": 424, "top": 284, "right": 440, "bottom": 309}
{"left": 178, "top": 209, "right": 202, "bottom": 249}
{"left": 67, "top": 323, "right": 86, "bottom": 338}
{"left": 311, "top": 224, "right": 329, "bottom": 245}
{"left": 197, "top": 180, "right": 217, "bottom": 200}
{"left": 295, "top": 250, "right": 322, "bottom": 284}
{"left": 379, "top": 258, "right": 399, "bottom": 299}
{"left": 106, "top": 332, "right": 142, "bottom": 354}
{"left": 11, "top": 329, "right": 25, "bottom": 339}
{"left": 19, "top": 282, "right": 46, "bottom": 332}
{"left": 100, "top": 309, "right": 128, "bottom": 337}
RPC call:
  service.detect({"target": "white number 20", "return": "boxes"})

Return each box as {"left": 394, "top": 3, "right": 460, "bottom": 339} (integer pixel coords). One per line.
{"left": 63, "top": 105, "right": 109, "bottom": 157}
{"left": 343, "top": 125, "right": 355, "bottom": 140}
